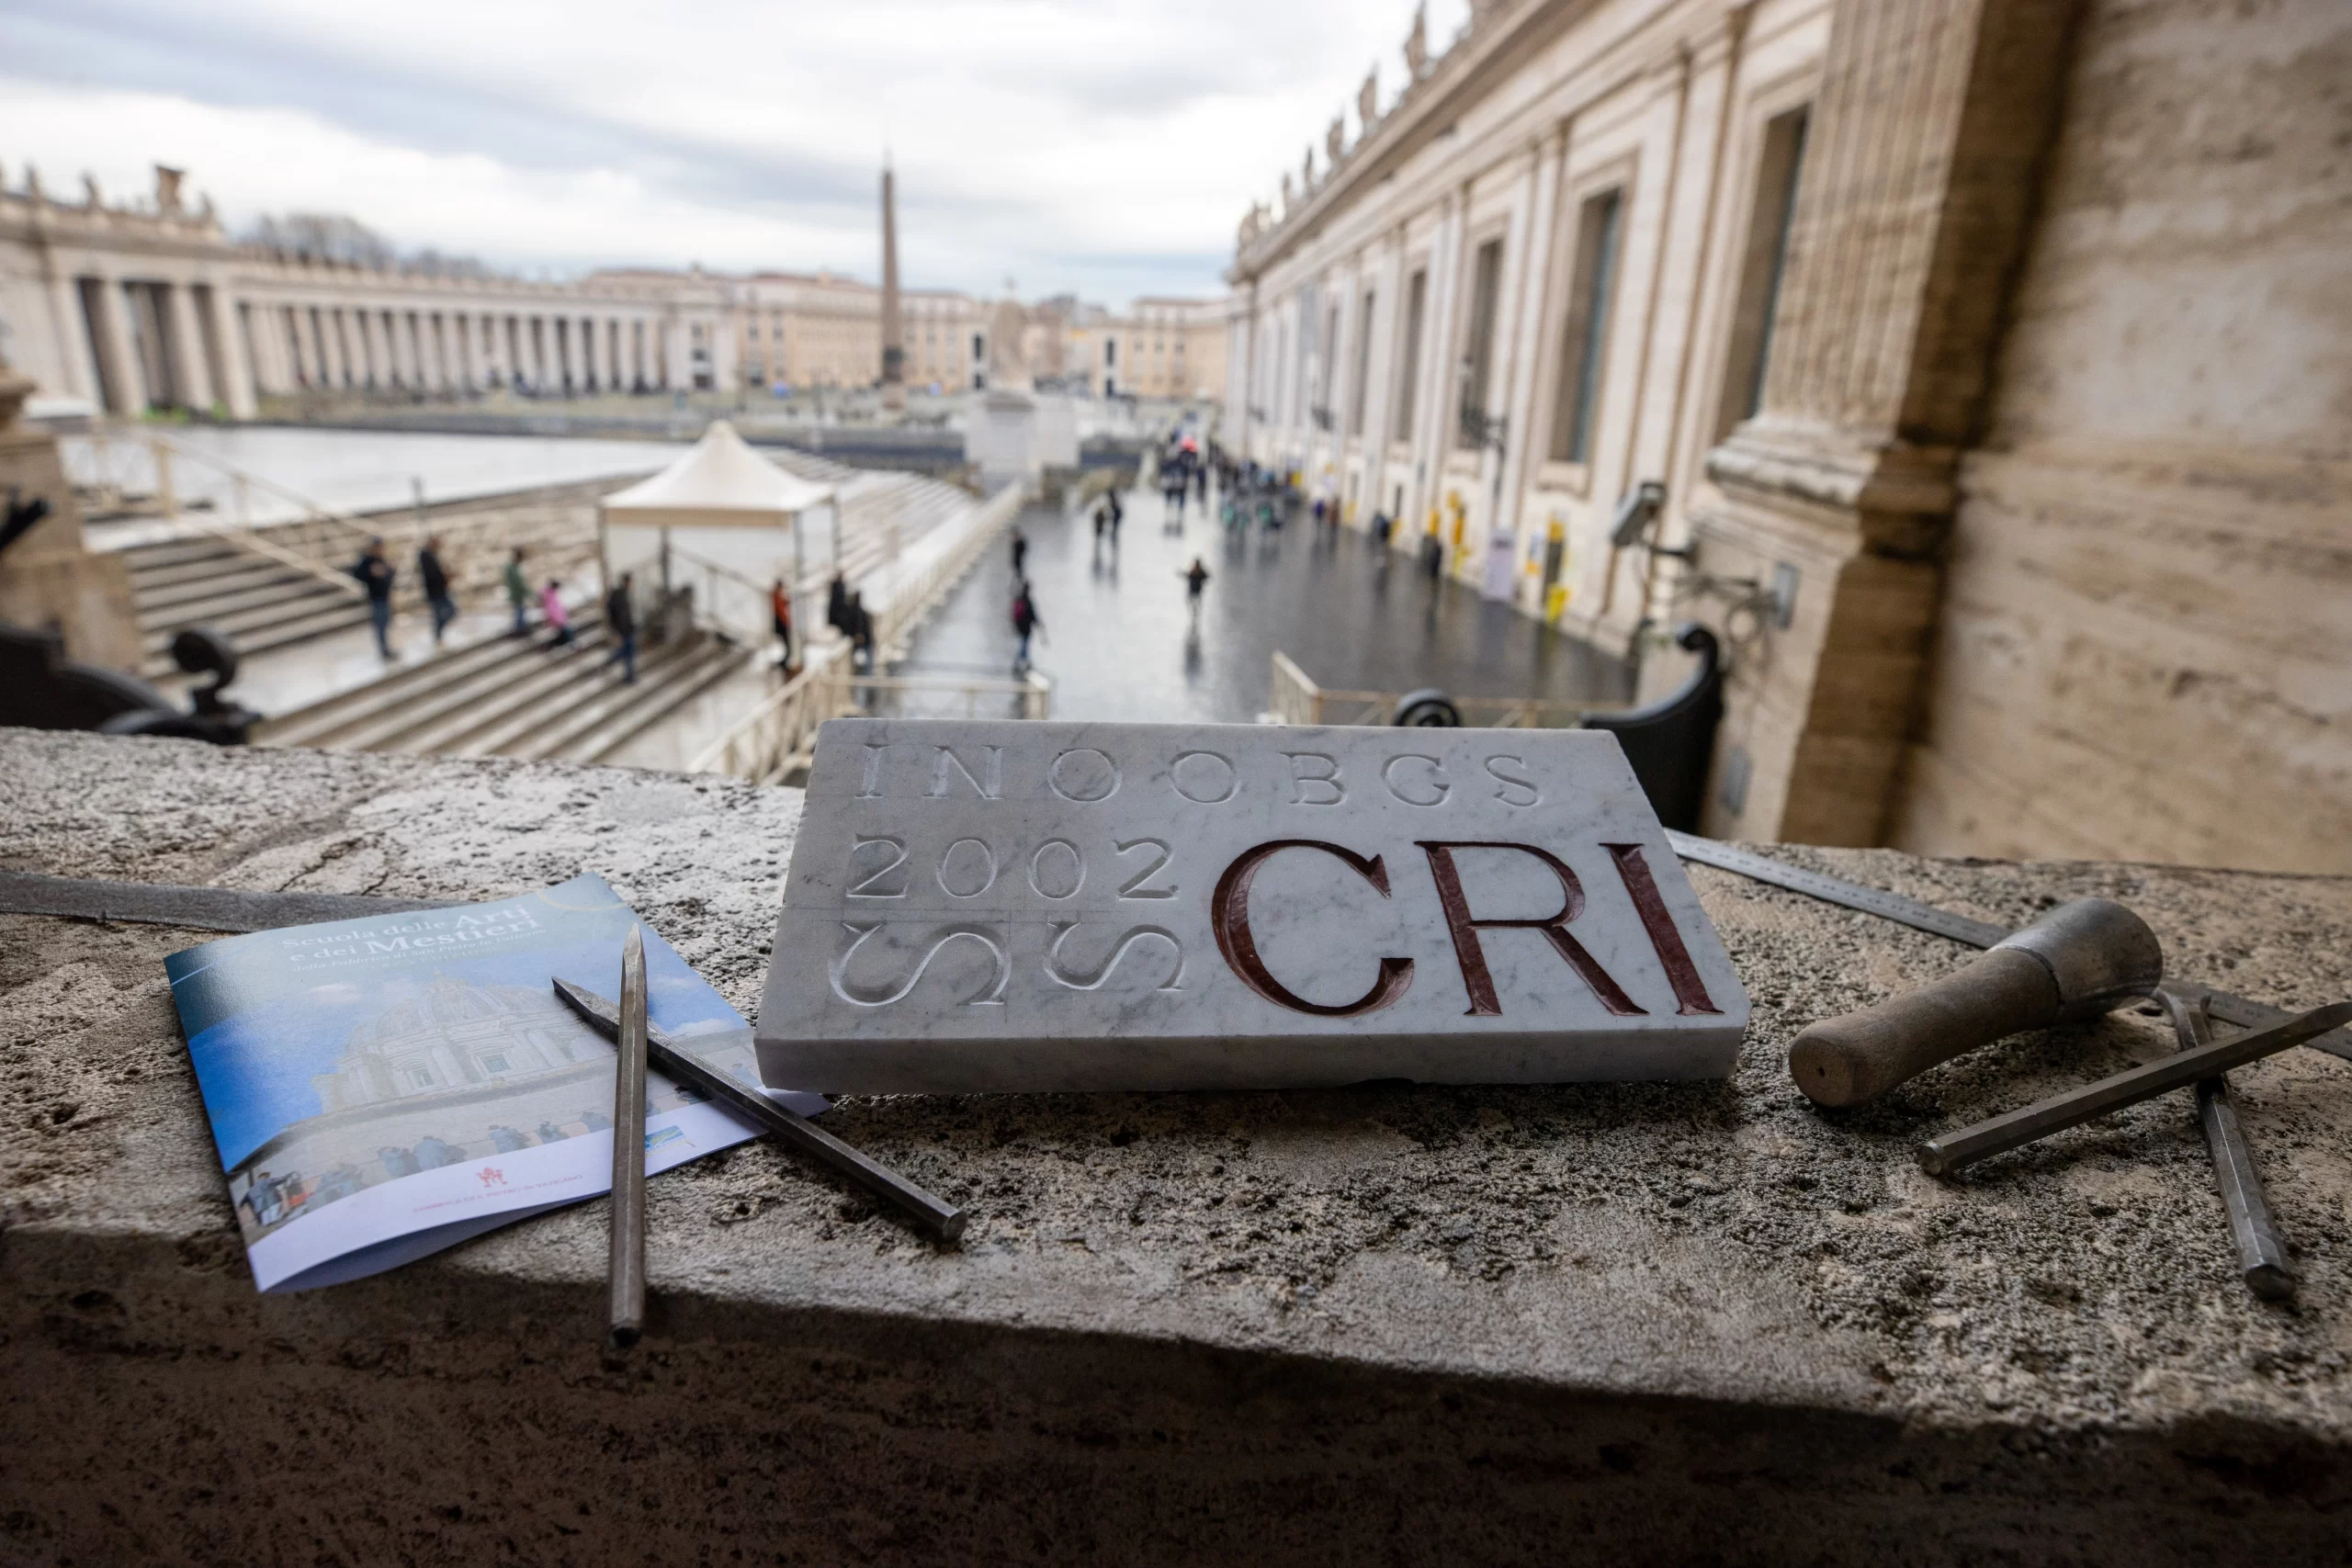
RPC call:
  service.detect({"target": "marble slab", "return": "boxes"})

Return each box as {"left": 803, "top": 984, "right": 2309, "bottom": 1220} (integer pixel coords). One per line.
{"left": 754, "top": 719, "right": 1748, "bottom": 1093}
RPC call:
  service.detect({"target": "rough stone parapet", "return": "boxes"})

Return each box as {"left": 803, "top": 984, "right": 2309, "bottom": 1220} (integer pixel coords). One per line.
{"left": 1, "top": 730, "right": 2346, "bottom": 1562}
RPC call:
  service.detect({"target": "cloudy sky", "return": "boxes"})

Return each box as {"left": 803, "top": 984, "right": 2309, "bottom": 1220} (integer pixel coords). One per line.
{"left": 0, "top": 0, "right": 1468, "bottom": 307}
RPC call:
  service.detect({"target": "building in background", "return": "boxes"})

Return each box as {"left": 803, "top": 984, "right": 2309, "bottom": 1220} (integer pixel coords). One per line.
{"left": 1223, "top": 0, "right": 2349, "bottom": 875}
{"left": 1068, "top": 297, "right": 1231, "bottom": 401}
{"left": 0, "top": 164, "right": 1227, "bottom": 413}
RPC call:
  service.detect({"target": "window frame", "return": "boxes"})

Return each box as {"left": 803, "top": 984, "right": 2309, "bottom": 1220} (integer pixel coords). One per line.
{"left": 1546, "top": 185, "right": 1626, "bottom": 468}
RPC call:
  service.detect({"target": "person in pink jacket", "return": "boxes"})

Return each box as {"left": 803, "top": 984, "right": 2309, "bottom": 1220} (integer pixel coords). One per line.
{"left": 541, "top": 580, "right": 573, "bottom": 647}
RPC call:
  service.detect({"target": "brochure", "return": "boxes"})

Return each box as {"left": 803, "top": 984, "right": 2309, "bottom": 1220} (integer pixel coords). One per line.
{"left": 165, "top": 873, "right": 822, "bottom": 1292}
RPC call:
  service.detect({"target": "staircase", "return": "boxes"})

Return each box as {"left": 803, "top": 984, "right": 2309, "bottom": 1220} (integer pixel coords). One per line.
{"left": 125, "top": 536, "right": 368, "bottom": 677}
{"left": 252, "top": 617, "right": 752, "bottom": 764}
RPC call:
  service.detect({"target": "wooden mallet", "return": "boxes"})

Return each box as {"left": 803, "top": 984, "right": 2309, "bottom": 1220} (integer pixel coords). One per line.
{"left": 1788, "top": 898, "right": 2164, "bottom": 1108}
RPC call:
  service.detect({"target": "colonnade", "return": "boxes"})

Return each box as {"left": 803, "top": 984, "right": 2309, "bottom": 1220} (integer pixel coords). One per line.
{"left": 242, "top": 301, "right": 697, "bottom": 400}
{"left": 55, "top": 272, "right": 258, "bottom": 420}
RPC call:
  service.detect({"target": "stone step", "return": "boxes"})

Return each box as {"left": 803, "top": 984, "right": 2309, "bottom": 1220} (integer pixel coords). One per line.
{"left": 253, "top": 625, "right": 584, "bottom": 750}
{"left": 134, "top": 568, "right": 354, "bottom": 628}
{"left": 131, "top": 556, "right": 317, "bottom": 613}
{"left": 531, "top": 639, "right": 754, "bottom": 764}
{"left": 138, "top": 580, "right": 362, "bottom": 653}
{"left": 121, "top": 536, "right": 256, "bottom": 575}
{"left": 358, "top": 627, "right": 620, "bottom": 758}
{"left": 444, "top": 636, "right": 705, "bottom": 761}
{"left": 138, "top": 597, "right": 376, "bottom": 677}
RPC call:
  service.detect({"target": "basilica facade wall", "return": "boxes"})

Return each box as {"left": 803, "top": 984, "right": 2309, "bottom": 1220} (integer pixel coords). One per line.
{"left": 1886, "top": 0, "right": 2352, "bottom": 873}
{"left": 1228, "top": 0, "right": 2349, "bottom": 874}
{"left": 1226, "top": 0, "right": 1834, "bottom": 651}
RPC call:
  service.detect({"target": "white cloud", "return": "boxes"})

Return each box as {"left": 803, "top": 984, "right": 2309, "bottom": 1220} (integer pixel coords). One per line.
{"left": 0, "top": 0, "right": 1470, "bottom": 306}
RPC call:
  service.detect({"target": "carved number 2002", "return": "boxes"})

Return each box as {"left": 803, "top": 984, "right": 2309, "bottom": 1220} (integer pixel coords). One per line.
{"left": 845, "top": 837, "right": 1176, "bottom": 902}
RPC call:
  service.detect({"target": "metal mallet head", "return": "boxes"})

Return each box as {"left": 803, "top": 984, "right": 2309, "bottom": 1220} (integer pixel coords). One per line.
{"left": 1788, "top": 898, "right": 2164, "bottom": 1109}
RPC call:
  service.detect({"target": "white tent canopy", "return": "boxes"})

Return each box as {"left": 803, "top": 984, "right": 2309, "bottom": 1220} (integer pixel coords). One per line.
{"left": 599, "top": 421, "right": 839, "bottom": 648}
{"left": 599, "top": 419, "right": 834, "bottom": 525}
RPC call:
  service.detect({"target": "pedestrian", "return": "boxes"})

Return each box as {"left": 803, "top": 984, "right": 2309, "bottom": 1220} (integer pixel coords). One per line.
{"left": 350, "top": 536, "right": 396, "bottom": 660}
{"left": 1092, "top": 503, "right": 1107, "bottom": 549}
{"left": 605, "top": 571, "right": 638, "bottom": 683}
{"left": 502, "top": 547, "right": 530, "bottom": 636}
{"left": 1010, "top": 527, "right": 1028, "bottom": 578}
{"left": 847, "top": 590, "right": 875, "bottom": 671}
{"left": 541, "top": 580, "right": 572, "bottom": 647}
{"left": 1010, "top": 580, "right": 1042, "bottom": 670}
{"left": 417, "top": 534, "right": 457, "bottom": 646}
{"left": 826, "top": 571, "right": 852, "bottom": 638}
{"left": 1106, "top": 489, "right": 1124, "bottom": 535}
{"left": 770, "top": 578, "right": 796, "bottom": 671}
{"left": 1181, "top": 557, "right": 1210, "bottom": 619}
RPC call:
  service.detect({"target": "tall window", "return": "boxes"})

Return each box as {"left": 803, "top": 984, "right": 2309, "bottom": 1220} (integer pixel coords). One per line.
{"left": 1349, "top": 289, "right": 1375, "bottom": 435}
{"left": 1549, "top": 189, "right": 1624, "bottom": 465}
{"left": 1393, "top": 269, "right": 1428, "bottom": 439}
{"left": 1457, "top": 238, "right": 1505, "bottom": 447}
{"left": 1718, "top": 106, "right": 1811, "bottom": 434}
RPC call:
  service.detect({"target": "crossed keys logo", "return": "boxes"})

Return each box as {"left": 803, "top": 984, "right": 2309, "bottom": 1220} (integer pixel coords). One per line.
{"left": 478, "top": 1167, "right": 507, "bottom": 1188}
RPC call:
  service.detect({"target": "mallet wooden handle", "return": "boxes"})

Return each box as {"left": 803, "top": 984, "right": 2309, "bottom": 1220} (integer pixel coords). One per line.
{"left": 1787, "top": 897, "right": 2163, "bottom": 1109}
{"left": 1790, "top": 949, "right": 2058, "bottom": 1108}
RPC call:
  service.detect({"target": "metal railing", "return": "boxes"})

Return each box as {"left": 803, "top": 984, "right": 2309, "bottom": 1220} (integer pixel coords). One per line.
{"left": 661, "top": 539, "right": 776, "bottom": 648}
{"left": 689, "top": 479, "right": 1034, "bottom": 782}
{"left": 872, "top": 478, "right": 1027, "bottom": 660}
{"left": 82, "top": 425, "right": 606, "bottom": 611}
{"left": 1268, "top": 649, "right": 1630, "bottom": 728}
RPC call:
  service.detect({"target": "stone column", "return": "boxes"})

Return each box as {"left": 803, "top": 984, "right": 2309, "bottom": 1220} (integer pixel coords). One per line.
{"left": 1690, "top": 0, "right": 2075, "bottom": 845}
{"left": 160, "top": 285, "right": 214, "bottom": 410}
{"left": 45, "top": 272, "right": 103, "bottom": 404}
{"left": 205, "top": 287, "right": 256, "bottom": 417}
{"left": 1494, "top": 130, "right": 1566, "bottom": 582}
{"left": 354, "top": 309, "right": 380, "bottom": 389}
{"left": 1408, "top": 190, "right": 1464, "bottom": 538}
{"left": 91, "top": 279, "right": 147, "bottom": 416}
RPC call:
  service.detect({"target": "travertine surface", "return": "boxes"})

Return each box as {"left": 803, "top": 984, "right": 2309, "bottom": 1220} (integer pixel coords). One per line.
{"left": 3, "top": 729, "right": 2348, "bottom": 1564}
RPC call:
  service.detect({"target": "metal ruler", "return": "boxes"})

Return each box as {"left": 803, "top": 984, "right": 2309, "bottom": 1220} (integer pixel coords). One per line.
{"left": 1665, "top": 830, "right": 2352, "bottom": 1063}
{"left": 0, "top": 869, "right": 447, "bottom": 933}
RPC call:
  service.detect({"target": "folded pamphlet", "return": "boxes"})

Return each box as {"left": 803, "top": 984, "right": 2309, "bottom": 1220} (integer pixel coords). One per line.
{"left": 165, "top": 873, "right": 821, "bottom": 1292}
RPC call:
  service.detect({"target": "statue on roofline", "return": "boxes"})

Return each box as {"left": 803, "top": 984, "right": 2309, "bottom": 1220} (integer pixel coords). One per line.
{"left": 1404, "top": 4, "right": 1429, "bottom": 80}
{"left": 1358, "top": 69, "right": 1380, "bottom": 131}
{"left": 1327, "top": 117, "right": 1345, "bottom": 166}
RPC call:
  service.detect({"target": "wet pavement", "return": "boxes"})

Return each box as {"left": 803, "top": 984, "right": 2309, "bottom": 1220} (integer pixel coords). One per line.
{"left": 898, "top": 486, "right": 1632, "bottom": 723}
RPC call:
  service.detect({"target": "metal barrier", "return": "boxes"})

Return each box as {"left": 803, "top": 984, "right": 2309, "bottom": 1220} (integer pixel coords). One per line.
{"left": 690, "top": 479, "right": 1033, "bottom": 782}
{"left": 1267, "top": 629, "right": 1724, "bottom": 830}
{"left": 1269, "top": 649, "right": 1627, "bottom": 729}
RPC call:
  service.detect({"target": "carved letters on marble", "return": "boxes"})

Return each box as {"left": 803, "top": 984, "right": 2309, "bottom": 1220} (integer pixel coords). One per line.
{"left": 756, "top": 720, "right": 1748, "bottom": 1093}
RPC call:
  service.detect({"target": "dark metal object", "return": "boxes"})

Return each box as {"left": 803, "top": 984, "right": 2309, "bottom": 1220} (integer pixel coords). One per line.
{"left": 1788, "top": 898, "right": 2164, "bottom": 1108}
{"left": 2166, "top": 993, "right": 2296, "bottom": 1302}
{"left": 1665, "top": 830, "right": 2352, "bottom": 1064}
{"left": 553, "top": 978, "right": 967, "bottom": 1243}
{"left": 1, "top": 488, "right": 50, "bottom": 556}
{"left": 606, "top": 926, "right": 650, "bottom": 1352}
{"left": 0, "top": 617, "right": 256, "bottom": 742}
{"left": 1589, "top": 625, "right": 1722, "bottom": 832}
{"left": 0, "top": 869, "right": 448, "bottom": 931}
{"left": 1997, "top": 899, "right": 2166, "bottom": 1021}
{"left": 1390, "top": 689, "right": 1462, "bottom": 728}
{"left": 1915, "top": 1000, "right": 2352, "bottom": 1177}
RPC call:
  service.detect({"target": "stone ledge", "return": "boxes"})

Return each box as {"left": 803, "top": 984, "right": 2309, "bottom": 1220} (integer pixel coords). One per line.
{"left": 2, "top": 729, "right": 2347, "bottom": 1562}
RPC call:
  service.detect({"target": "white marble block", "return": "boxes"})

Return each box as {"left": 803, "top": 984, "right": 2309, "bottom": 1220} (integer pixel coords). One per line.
{"left": 755, "top": 719, "right": 1748, "bottom": 1093}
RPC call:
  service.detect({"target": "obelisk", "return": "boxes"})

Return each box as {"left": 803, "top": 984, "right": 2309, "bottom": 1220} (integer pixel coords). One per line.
{"left": 879, "top": 160, "right": 905, "bottom": 412}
